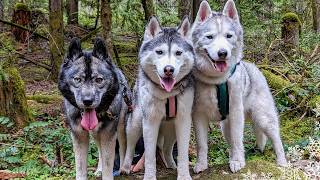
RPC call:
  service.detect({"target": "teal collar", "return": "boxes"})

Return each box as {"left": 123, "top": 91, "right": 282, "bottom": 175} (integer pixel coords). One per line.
{"left": 216, "top": 62, "right": 240, "bottom": 121}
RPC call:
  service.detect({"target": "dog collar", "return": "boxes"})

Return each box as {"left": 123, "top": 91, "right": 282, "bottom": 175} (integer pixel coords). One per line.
{"left": 217, "top": 62, "right": 240, "bottom": 121}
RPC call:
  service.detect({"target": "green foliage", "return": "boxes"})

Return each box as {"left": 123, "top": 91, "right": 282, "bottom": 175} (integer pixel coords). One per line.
{"left": 0, "top": 116, "right": 15, "bottom": 128}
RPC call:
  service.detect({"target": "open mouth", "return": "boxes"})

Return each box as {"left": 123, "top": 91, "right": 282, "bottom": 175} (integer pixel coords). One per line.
{"left": 80, "top": 108, "right": 98, "bottom": 131}
{"left": 159, "top": 76, "right": 176, "bottom": 92}
{"left": 205, "top": 49, "right": 228, "bottom": 72}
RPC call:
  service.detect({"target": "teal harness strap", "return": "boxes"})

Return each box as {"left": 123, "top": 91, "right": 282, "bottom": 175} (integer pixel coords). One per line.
{"left": 216, "top": 62, "right": 240, "bottom": 121}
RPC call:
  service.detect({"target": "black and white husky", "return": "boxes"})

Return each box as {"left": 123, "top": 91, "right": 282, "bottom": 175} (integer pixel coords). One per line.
{"left": 191, "top": 0, "right": 287, "bottom": 173}
{"left": 58, "top": 38, "right": 129, "bottom": 180}
{"left": 120, "top": 17, "right": 195, "bottom": 180}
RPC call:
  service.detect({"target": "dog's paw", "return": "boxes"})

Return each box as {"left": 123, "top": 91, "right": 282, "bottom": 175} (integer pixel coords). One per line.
{"left": 277, "top": 158, "right": 288, "bottom": 167}
{"left": 94, "top": 169, "right": 102, "bottom": 177}
{"left": 177, "top": 175, "right": 192, "bottom": 180}
{"left": 120, "top": 165, "right": 131, "bottom": 175}
{"left": 143, "top": 175, "right": 156, "bottom": 180}
{"left": 193, "top": 162, "right": 208, "bottom": 174}
{"left": 229, "top": 160, "right": 245, "bottom": 173}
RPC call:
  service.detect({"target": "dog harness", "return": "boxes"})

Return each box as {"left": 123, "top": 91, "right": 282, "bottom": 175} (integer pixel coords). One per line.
{"left": 217, "top": 62, "right": 240, "bottom": 121}
{"left": 166, "top": 96, "right": 177, "bottom": 118}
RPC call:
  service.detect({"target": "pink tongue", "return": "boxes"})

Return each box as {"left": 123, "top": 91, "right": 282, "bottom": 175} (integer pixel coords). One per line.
{"left": 215, "top": 61, "right": 227, "bottom": 72}
{"left": 81, "top": 109, "right": 98, "bottom": 131}
{"left": 160, "top": 77, "right": 176, "bottom": 92}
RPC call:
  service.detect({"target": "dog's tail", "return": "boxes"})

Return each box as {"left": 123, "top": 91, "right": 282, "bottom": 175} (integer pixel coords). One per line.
{"left": 253, "top": 125, "right": 267, "bottom": 152}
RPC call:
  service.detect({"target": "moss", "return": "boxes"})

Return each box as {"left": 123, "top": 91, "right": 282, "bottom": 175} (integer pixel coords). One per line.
{"left": 27, "top": 94, "right": 62, "bottom": 104}
{"left": 308, "top": 95, "right": 320, "bottom": 108}
{"left": 282, "top": 12, "right": 302, "bottom": 26}
{"left": 280, "top": 117, "right": 313, "bottom": 143}
{"left": 114, "top": 40, "right": 137, "bottom": 54}
{"left": 261, "top": 69, "right": 291, "bottom": 90}
{"left": 15, "top": 3, "right": 30, "bottom": 11}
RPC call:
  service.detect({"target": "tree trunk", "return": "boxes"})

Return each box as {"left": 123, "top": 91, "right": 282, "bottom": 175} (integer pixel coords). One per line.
{"left": 94, "top": 0, "right": 100, "bottom": 29}
{"left": 192, "top": 0, "right": 201, "bottom": 22}
{"left": 312, "top": 0, "right": 320, "bottom": 33}
{"left": 0, "top": 68, "right": 30, "bottom": 131}
{"left": 11, "top": 3, "right": 31, "bottom": 42}
{"left": 66, "top": 0, "right": 78, "bottom": 25}
{"left": 178, "top": 0, "right": 191, "bottom": 19}
{"left": 141, "top": 0, "right": 155, "bottom": 21}
{"left": 0, "top": 0, "right": 3, "bottom": 32}
{"left": 281, "top": 12, "right": 301, "bottom": 48}
{"left": 101, "top": 0, "right": 114, "bottom": 58}
{"left": 49, "top": 0, "right": 64, "bottom": 82}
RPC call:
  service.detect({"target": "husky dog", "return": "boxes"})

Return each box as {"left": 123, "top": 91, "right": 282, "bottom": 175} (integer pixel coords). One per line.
{"left": 120, "top": 16, "right": 195, "bottom": 180}
{"left": 58, "top": 38, "right": 129, "bottom": 180}
{"left": 191, "top": 0, "right": 287, "bottom": 173}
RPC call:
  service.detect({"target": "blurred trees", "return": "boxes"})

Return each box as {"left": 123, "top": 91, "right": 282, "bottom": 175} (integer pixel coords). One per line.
{"left": 66, "top": 0, "right": 79, "bottom": 25}
{"left": 312, "top": 0, "right": 320, "bottom": 33}
{"left": 141, "top": 0, "right": 155, "bottom": 21}
{"left": 101, "top": 0, "right": 113, "bottom": 57}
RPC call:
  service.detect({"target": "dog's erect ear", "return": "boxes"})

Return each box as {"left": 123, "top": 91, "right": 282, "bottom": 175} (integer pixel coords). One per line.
{"left": 196, "top": 1, "right": 212, "bottom": 22}
{"left": 223, "top": 0, "right": 239, "bottom": 22}
{"left": 177, "top": 16, "right": 191, "bottom": 37}
{"left": 92, "top": 38, "right": 109, "bottom": 60}
{"left": 67, "top": 38, "right": 82, "bottom": 60}
{"left": 144, "top": 16, "right": 162, "bottom": 41}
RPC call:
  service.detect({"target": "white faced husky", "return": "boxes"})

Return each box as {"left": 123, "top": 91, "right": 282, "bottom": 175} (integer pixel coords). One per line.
{"left": 120, "top": 16, "right": 195, "bottom": 180}
{"left": 191, "top": 0, "right": 287, "bottom": 173}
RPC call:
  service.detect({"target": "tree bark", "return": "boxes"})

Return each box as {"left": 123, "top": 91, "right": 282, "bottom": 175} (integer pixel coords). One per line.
{"left": 141, "top": 0, "right": 155, "bottom": 21}
{"left": 0, "top": 0, "right": 3, "bottom": 32}
{"left": 101, "top": 0, "right": 114, "bottom": 58}
{"left": 94, "top": 0, "right": 100, "bottom": 29}
{"left": 49, "top": 0, "right": 64, "bottom": 82}
{"left": 66, "top": 0, "right": 78, "bottom": 25}
{"left": 192, "top": 0, "right": 201, "bottom": 22}
{"left": 281, "top": 13, "right": 301, "bottom": 48}
{"left": 178, "top": 0, "right": 192, "bottom": 20}
{"left": 11, "top": 3, "right": 31, "bottom": 42}
{"left": 0, "top": 68, "right": 30, "bottom": 131}
{"left": 312, "top": 0, "right": 320, "bottom": 33}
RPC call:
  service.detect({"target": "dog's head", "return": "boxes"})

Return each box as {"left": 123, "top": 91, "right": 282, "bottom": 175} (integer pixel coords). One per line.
{"left": 58, "top": 38, "right": 117, "bottom": 130}
{"left": 191, "top": 0, "right": 243, "bottom": 77}
{"left": 139, "top": 16, "right": 195, "bottom": 92}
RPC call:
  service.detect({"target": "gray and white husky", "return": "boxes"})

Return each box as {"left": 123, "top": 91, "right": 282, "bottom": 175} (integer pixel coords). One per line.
{"left": 191, "top": 0, "right": 287, "bottom": 173}
{"left": 120, "top": 16, "right": 195, "bottom": 180}
{"left": 58, "top": 38, "right": 129, "bottom": 180}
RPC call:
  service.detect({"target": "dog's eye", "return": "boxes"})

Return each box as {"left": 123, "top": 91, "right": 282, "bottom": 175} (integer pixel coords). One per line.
{"left": 226, "top": 34, "right": 233, "bottom": 38}
{"left": 176, "top": 51, "right": 182, "bottom": 56}
{"left": 73, "top": 77, "right": 82, "bottom": 84}
{"left": 156, "top": 50, "right": 163, "bottom": 55}
{"left": 206, "top": 35, "right": 213, "bottom": 39}
{"left": 95, "top": 78, "right": 104, "bottom": 84}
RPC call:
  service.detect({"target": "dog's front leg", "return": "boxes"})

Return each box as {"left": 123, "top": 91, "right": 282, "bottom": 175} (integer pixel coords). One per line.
{"left": 71, "top": 131, "right": 89, "bottom": 180}
{"left": 143, "top": 114, "right": 162, "bottom": 180}
{"left": 175, "top": 111, "right": 192, "bottom": 180}
{"left": 227, "top": 83, "right": 245, "bottom": 173}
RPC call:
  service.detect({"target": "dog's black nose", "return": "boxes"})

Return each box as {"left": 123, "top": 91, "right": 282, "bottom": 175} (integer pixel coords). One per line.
{"left": 83, "top": 99, "right": 93, "bottom": 106}
{"left": 218, "top": 49, "right": 228, "bottom": 59}
{"left": 164, "top": 65, "right": 174, "bottom": 76}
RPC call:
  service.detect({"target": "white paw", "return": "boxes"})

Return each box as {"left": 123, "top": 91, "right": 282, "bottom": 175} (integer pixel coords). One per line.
{"left": 143, "top": 176, "right": 156, "bottom": 180}
{"left": 229, "top": 160, "right": 245, "bottom": 173}
{"left": 193, "top": 162, "right": 208, "bottom": 174}
{"left": 120, "top": 164, "right": 131, "bottom": 175}
{"left": 277, "top": 158, "right": 288, "bottom": 167}
{"left": 177, "top": 175, "right": 192, "bottom": 180}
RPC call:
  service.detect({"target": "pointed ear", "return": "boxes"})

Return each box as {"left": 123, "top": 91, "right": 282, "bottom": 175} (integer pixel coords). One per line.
{"left": 196, "top": 1, "right": 212, "bottom": 22}
{"left": 177, "top": 16, "right": 191, "bottom": 37}
{"left": 223, "top": 0, "right": 239, "bottom": 22}
{"left": 144, "top": 16, "right": 162, "bottom": 41}
{"left": 67, "top": 37, "right": 82, "bottom": 60}
{"left": 92, "top": 37, "right": 109, "bottom": 60}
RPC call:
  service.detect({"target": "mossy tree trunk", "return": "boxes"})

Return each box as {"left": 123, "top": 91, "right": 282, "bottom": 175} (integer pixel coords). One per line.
{"left": 141, "top": 0, "right": 155, "bottom": 22}
{"left": 281, "top": 12, "right": 301, "bottom": 48}
{"left": 0, "top": 0, "right": 3, "bottom": 32}
{"left": 178, "top": 0, "right": 191, "bottom": 20}
{"left": 0, "top": 68, "right": 30, "bottom": 130}
{"left": 192, "top": 0, "right": 201, "bottom": 22}
{"left": 101, "top": 0, "right": 114, "bottom": 58}
{"left": 66, "top": 0, "right": 78, "bottom": 25}
{"left": 312, "top": 0, "right": 320, "bottom": 33}
{"left": 49, "top": 0, "right": 64, "bottom": 82}
{"left": 11, "top": 3, "right": 31, "bottom": 43}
